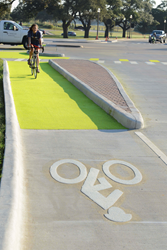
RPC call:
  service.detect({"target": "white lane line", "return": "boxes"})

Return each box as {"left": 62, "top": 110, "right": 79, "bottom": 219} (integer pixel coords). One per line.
{"left": 161, "top": 62, "right": 167, "bottom": 65}
{"left": 98, "top": 60, "right": 105, "bottom": 63}
{"left": 130, "top": 221, "right": 167, "bottom": 224}
{"left": 135, "top": 132, "right": 167, "bottom": 165}
{"left": 15, "top": 58, "right": 25, "bottom": 61}
{"left": 45, "top": 220, "right": 167, "bottom": 224}
{"left": 114, "top": 61, "right": 122, "bottom": 64}
{"left": 130, "top": 61, "right": 138, "bottom": 64}
{"left": 145, "top": 62, "right": 155, "bottom": 65}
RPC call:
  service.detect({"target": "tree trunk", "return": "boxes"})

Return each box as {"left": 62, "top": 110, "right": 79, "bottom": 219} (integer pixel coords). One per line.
{"left": 123, "top": 27, "right": 126, "bottom": 38}
{"left": 79, "top": 16, "right": 91, "bottom": 38}
{"left": 62, "top": 19, "right": 73, "bottom": 38}
{"left": 104, "top": 23, "right": 109, "bottom": 38}
{"left": 84, "top": 26, "right": 90, "bottom": 38}
{"left": 122, "top": 21, "right": 127, "bottom": 38}
{"left": 62, "top": 20, "right": 68, "bottom": 38}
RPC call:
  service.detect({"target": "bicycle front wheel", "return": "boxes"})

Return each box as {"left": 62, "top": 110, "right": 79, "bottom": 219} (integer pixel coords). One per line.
{"left": 34, "top": 56, "right": 38, "bottom": 79}
{"left": 30, "top": 58, "right": 34, "bottom": 75}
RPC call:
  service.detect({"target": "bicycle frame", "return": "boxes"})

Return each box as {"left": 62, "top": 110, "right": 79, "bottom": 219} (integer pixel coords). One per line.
{"left": 29, "top": 45, "right": 44, "bottom": 79}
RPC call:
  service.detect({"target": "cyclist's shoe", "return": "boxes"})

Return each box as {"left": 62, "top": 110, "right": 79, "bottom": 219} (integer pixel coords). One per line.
{"left": 28, "top": 59, "right": 31, "bottom": 66}
{"left": 37, "top": 68, "right": 40, "bottom": 73}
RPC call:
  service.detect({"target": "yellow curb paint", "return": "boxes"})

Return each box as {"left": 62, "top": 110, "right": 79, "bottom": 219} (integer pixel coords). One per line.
{"left": 149, "top": 60, "right": 160, "bottom": 63}
{"left": 119, "top": 59, "right": 129, "bottom": 62}
{"left": 89, "top": 58, "right": 99, "bottom": 61}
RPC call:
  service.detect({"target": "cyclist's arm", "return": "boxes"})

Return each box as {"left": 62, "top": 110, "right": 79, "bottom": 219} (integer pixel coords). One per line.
{"left": 39, "top": 38, "right": 42, "bottom": 47}
{"left": 28, "top": 37, "right": 31, "bottom": 48}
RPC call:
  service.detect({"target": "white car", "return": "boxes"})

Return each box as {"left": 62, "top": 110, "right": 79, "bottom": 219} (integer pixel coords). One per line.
{"left": 0, "top": 20, "right": 44, "bottom": 49}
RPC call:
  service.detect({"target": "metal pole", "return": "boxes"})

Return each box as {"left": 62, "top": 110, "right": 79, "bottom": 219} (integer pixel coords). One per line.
{"left": 130, "top": 15, "right": 132, "bottom": 39}
{"left": 96, "top": 8, "right": 100, "bottom": 40}
{"left": 164, "top": 20, "right": 166, "bottom": 33}
{"left": 97, "top": 12, "right": 99, "bottom": 39}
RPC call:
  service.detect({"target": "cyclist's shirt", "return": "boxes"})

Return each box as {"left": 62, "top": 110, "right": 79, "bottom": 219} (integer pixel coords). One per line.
{"left": 28, "top": 30, "right": 41, "bottom": 46}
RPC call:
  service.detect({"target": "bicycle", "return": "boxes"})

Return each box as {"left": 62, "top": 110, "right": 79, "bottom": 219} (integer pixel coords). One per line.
{"left": 28, "top": 44, "right": 44, "bottom": 79}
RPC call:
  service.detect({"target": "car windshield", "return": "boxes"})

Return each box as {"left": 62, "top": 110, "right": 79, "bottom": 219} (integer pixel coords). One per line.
{"left": 153, "top": 31, "right": 163, "bottom": 34}
{"left": 15, "top": 22, "right": 23, "bottom": 30}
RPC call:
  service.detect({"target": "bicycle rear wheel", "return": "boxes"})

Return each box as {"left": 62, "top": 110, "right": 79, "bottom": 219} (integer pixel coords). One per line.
{"left": 34, "top": 56, "right": 38, "bottom": 79}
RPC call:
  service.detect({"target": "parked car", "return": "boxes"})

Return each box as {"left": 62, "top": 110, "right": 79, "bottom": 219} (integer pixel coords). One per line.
{"left": 61, "top": 31, "right": 76, "bottom": 36}
{"left": 75, "top": 26, "right": 84, "bottom": 30}
{"left": 0, "top": 20, "right": 44, "bottom": 49}
{"left": 149, "top": 30, "right": 166, "bottom": 43}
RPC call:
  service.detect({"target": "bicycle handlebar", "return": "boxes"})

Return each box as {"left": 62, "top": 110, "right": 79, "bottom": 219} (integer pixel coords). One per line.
{"left": 29, "top": 44, "right": 44, "bottom": 53}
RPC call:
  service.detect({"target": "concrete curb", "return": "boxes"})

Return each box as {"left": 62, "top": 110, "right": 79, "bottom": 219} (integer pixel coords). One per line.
{"left": 39, "top": 52, "right": 65, "bottom": 57}
{"left": 49, "top": 60, "right": 144, "bottom": 129}
{"left": 95, "top": 62, "right": 144, "bottom": 129}
{"left": 51, "top": 39, "right": 118, "bottom": 43}
{"left": 26, "top": 50, "right": 65, "bottom": 57}
{"left": 0, "top": 61, "right": 26, "bottom": 250}
{"left": 46, "top": 44, "right": 83, "bottom": 48}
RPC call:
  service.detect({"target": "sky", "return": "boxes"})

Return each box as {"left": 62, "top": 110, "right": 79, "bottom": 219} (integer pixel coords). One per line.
{"left": 11, "top": 0, "right": 163, "bottom": 11}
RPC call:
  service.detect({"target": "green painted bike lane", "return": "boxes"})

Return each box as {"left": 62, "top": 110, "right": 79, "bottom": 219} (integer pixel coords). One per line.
{"left": 8, "top": 61, "right": 126, "bottom": 130}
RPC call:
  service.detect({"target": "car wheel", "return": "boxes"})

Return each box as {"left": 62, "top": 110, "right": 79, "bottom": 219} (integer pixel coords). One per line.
{"left": 163, "top": 39, "right": 166, "bottom": 43}
{"left": 23, "top": 36, "right": 28, "bottom": 49}
{"left": 160, "top": 38, "right": 163, "bottom": 43}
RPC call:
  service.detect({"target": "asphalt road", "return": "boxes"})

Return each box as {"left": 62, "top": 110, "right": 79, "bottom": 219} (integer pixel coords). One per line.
{"left": 2, "top": 39, "right": 167, "bottom": 249}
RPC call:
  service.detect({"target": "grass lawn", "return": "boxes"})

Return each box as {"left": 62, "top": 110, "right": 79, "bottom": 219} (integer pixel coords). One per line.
{"left": 44, "top": 27, "right": 149, "bottom": 40}
{"left": 0, "top": 59, "right": 5, "bottom": 179}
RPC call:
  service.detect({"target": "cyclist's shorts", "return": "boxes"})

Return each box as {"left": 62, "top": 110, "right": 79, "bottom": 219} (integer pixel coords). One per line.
{"left": 31, "top": 43, "right": 40, "bottom": 47}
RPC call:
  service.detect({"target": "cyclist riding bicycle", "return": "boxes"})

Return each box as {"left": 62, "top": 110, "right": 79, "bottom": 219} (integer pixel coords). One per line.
{"left": 27, "top": 24, "right": 43, "bottom": 73}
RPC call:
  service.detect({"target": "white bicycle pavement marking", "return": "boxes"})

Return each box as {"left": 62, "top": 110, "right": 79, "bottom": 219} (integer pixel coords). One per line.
{"left": 81, "top": 168, "right": 123, "bottom": 210}
{"left": 50, "top": 159, "right": 143, "bottom": 223}
{"left": 103, "top": 160, "right": 142, "bottom": 185}
{"left": 50, "top": 159, "right": 87, "bottom": 184}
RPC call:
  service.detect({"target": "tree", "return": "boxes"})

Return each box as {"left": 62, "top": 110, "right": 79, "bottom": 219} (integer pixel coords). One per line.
{"left": 0, "top": 0, "right": 16, "bottom": 19}
{"left": 11, "top": 0, "right": 52, "bottom": 22}
{"left": 116, "top": 0, "right": 155, "bottom": 38}
{"left": 135, "top": 0, "right": 158, "bottom": 34}
{"left": 35, "top": 10, "right": 54, "bottom": 22}
{"left": 156, "top": 0, "right": 167, "bottom": 10}
{"left": 76, "top": 0, "right": 107, "bottom": 38}
{"left": 47, "top": 0, "right": 82, "bottom": 38}
{"left": 103, "top": 0, "right": 122, "bottom": 38}
{"left": 11, "top": 2, "right": 29, "bottom": 22}
{"left": 152, "top": 2, "right": 167, "bottom": 31}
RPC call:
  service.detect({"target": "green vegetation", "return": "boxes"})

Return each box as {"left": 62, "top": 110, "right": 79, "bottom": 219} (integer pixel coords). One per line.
{"left": 42, "top": 26, "right": 149, "bottom": 39}
{"left": 10, "top": 0, "right": 156, "bottom": 39}
{"left": 0, "top": 59, "right": 5, "bottom": 179}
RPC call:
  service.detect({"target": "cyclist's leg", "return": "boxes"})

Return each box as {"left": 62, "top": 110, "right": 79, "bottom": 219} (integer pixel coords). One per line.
{"left": 28, "top": 47, "right": 34, "bottom": 65}
{"left": 36, "top": 52, "right": 40, "bottom": 73}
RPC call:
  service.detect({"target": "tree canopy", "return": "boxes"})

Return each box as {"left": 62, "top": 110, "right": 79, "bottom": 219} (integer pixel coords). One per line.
{"left": 9, "top": 0, "right": 167, "bottom": 38}
{"left": 0, "top": 0, "right": 16, "bottom": 19}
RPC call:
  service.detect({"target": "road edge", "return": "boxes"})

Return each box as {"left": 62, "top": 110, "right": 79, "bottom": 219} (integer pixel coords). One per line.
{"left": 49, "top": 59, "right": 144, "bottom": 129}
{"left": 0, "top": 61, "right": 26, "bottom": 250}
